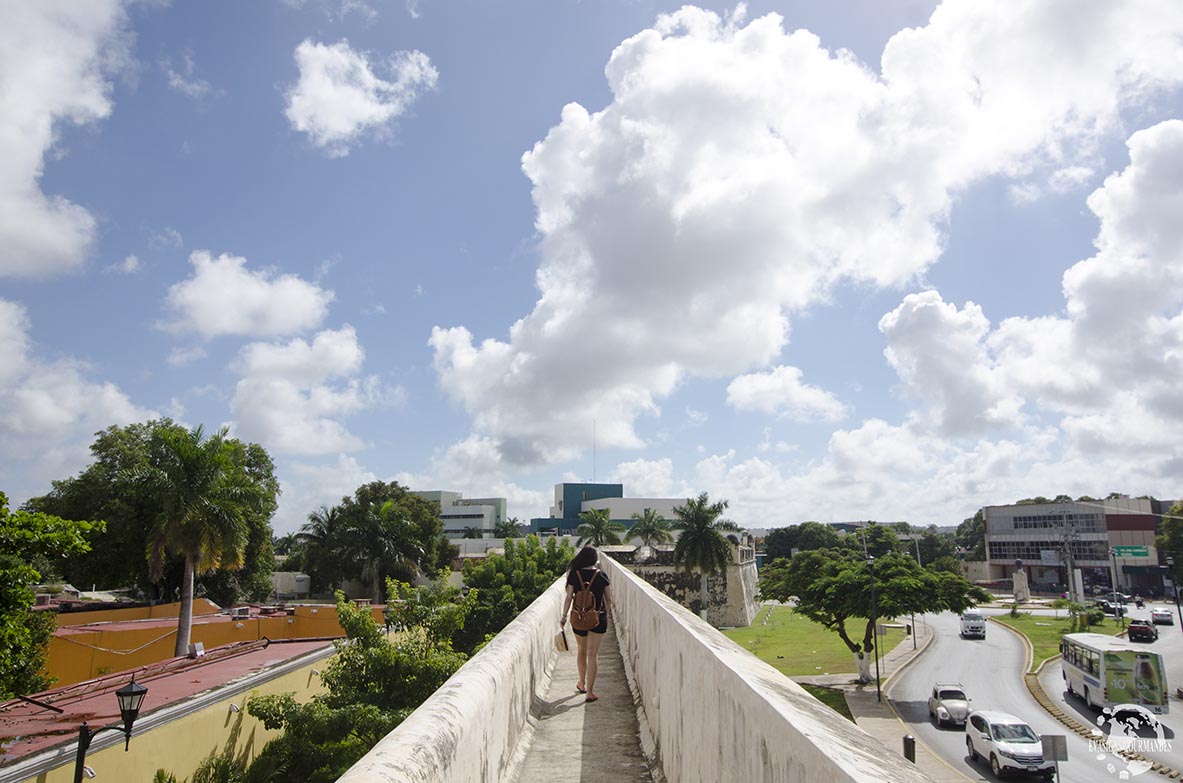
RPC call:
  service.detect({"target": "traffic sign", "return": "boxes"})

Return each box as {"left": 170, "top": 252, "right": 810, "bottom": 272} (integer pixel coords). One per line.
{"left": 1113, "top": 545, "right": 1149, "bottom": 557}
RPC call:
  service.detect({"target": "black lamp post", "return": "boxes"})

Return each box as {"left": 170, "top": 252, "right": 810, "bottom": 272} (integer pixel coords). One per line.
{"left": 867, "top": 555, "right": 882, "bottom": 703}
{"left": 73, "top": 676, "right": 148, "bottom": 783}
{"left": 1168, "top": 557, "right": 1183, "bottom": 634}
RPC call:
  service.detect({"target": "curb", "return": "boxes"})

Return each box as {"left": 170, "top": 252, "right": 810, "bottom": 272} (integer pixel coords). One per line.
{"left": 876, "top": 622, "right": 977, "bottom": 783}
{"left": 993, "top": 618, "right": 1183, "bottom": 778}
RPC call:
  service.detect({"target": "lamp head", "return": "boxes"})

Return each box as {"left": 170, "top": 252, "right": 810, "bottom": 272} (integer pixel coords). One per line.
{"left": 115, "top": 675, "right": 148, "bottom": 738}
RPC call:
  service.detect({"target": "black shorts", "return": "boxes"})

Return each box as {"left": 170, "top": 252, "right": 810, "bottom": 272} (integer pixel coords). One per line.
{"left": 573, "top": 611, "right": 607, "bottom": 636}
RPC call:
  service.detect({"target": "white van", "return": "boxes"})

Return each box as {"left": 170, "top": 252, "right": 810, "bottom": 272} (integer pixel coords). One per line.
{"left": 960, "top": 610, "right": 986, "bottom": 639}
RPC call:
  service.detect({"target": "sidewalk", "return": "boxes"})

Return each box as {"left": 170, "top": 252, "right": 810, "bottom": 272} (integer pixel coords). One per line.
{"left": 792, "top": 620, "right": 970, "bottom": 783}
{"left": 514, "top": 621, "right": 653, "bottom": 783}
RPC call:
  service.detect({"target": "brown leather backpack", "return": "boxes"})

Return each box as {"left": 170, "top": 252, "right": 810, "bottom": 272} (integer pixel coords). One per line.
{"left": 570, "top": 570, "right": 601, "bottom": 631}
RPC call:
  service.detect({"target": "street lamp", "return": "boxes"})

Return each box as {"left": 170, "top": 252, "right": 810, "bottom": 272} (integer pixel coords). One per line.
{"left": 74, "top": 676, "right": 148, "bottom": 783}
{"left": 1168, "top": 557, "right": 1183, "bottom": 634}
{"left": 867, "top": 555, "right": 882, "bottom": 703}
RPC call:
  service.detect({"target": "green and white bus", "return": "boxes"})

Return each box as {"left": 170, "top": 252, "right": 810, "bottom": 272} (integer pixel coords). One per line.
{"left": 1060, "top": 632, "right": 1168, "bottom": 714}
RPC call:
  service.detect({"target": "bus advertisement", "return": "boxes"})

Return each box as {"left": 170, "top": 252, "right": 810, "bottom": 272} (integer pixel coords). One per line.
{"left": 1060, "top": 633, "right": 1168, "bottom": 714}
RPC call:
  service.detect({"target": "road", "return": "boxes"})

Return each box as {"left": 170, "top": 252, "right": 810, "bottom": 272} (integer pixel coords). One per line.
{"left": 1037, "top": 600, "right": 1183, "bottom": 771}
{"left": 888, "top": 610, "right": 1123, "bottom": 782}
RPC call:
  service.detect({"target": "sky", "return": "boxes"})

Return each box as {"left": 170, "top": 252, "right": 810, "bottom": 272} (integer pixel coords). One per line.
{"left": 3, "top": 0, "right": 1183, "bottom": 535}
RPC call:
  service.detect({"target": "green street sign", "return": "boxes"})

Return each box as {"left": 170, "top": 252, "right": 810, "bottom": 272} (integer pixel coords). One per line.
{"left": 1114, "top": 545, "right": 1150, "bottom": 557}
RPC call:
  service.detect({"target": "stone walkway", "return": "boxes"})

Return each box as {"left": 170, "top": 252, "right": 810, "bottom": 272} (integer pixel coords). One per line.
{"left": 514, "top": 620, "right": 653, "bottom": 783}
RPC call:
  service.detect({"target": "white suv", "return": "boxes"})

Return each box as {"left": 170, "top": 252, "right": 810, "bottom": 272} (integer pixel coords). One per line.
{"left": 965, "top": 711, "right": 1055, "bottom": 779}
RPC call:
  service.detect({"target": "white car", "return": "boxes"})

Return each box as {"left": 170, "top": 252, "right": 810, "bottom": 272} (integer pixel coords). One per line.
{"left": 960, "top": 610, "right": 987, "bottom": 639}
{"left": 928, "top": 683, "right": 969, "bottom": 727}
{"left": 1151, "top": 607, "right": 1174, "bottom": 625}
{"left": 966, "top": 711, "right": 1056, "bottom": 780}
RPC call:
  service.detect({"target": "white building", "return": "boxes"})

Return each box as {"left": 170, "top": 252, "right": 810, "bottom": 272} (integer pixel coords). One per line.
{"left": 415, "top": 490, "right": 507, "bottom": 539}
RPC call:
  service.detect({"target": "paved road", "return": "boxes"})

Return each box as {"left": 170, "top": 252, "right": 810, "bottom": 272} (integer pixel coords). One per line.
{"left": 888, "top": 610, "right": 1118, "bottom": 782}
{"left": 1038, "top": 600, "right": 1183, "bottom": 771}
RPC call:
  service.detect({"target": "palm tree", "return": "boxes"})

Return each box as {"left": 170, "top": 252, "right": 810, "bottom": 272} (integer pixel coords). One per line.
{"left": 139, "top": 425, "right": 262, "bottom": 657}
{"left": 672, "top": 492, "right": 739, "bottom": 621}
{"left": 628, "top": 508, "right": 673, "bottom": 547}
{"left": 494, "top": 517, "right": 523, "bottom": 538}
{"left": 342, "top": 500, "right": 425, "bottom": 601}
{"left": 462, "top": 526, "right": 484, "bottom": 539}
{"left": 575, "top": 508, "right": 626, "bottom": 547}
{"left": 299, "top": 505, "right": 344, "bottom": 591}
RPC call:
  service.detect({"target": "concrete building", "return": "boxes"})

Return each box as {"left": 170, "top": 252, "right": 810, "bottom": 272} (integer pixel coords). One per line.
{"left": 982, "top": 496, "right": 1173, "bottom": 593}
{"left": 529, "top": 482, "right": 686, "bottom": 535}
{"left": 414, "top": 490, "right": 507, "bottom": 539}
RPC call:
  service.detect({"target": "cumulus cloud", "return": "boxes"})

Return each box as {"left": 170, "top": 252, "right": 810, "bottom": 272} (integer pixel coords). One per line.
{"left": 726, "top": 365, "right": 848, "bottom": 422}
{"left": 164, "top": 251, "right": 335, "bottom": 339}
{"left": 284, "top": 39, "right": 438, "bottom": 157}
{"left": 0, "top": 1, "right": 132, "bottom": 278}
{"left": 229, "top": 326, "right": 402, "bottom": 455}
{"left": 0, "top": 298, "right": 157, "bottom": 504}
{"left": 431, "top": 1, "right": 1183, "bottom": 476}
{"left": 104, "top": 254, "right": 140, "bottom": 274}
{"left": 274, "top": 453, "right": 378, "bottom": 534}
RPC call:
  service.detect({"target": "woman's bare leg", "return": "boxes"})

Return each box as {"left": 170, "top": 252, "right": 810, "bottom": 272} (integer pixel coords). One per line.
{"left": 575, "top": 633, "right": 588, "bottom": 691}
{"left": 585, "top": 631, "right": 604, "bottom": 699}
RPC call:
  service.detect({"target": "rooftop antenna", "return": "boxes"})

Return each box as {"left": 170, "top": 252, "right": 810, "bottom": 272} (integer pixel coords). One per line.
{"left": 593, "top": 419, "right": 597, "bottom": 483}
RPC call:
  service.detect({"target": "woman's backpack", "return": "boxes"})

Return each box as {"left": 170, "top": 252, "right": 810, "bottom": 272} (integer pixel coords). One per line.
{"left": 570, "top": 570, "right": 601, "bottom": 631}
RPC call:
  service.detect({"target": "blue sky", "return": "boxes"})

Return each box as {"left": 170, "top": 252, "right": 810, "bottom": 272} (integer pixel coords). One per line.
{"left": 3, "top": 0, "right": 1183, "bottom": 533}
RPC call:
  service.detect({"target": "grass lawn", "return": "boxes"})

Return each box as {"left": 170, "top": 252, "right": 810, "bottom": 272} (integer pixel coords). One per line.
{"left": 723, "top": 605, "right": 909, "bottom": 678}
{"left": 799, "top": 684, "right": 854, "bottom": 722}
{"left": 991, "top": 611, "right": 1121, "bottom": 672}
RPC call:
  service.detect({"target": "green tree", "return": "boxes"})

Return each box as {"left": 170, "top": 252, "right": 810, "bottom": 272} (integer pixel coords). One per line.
{"left": 671, "top": 493, "right": 739, "bottom": 620}
{"left": 462, "top": 526, "right": 483, "bottom": 539}
{"left": 759, "top": 550, "right": 990, "bottom": 682}
{"left": 494, "top": 517, "right": 524, "bottom": 538}
{"left": 135, "top": 425, "right": 270, "bottom": 657}
{"left": 915, "top": 526, "right": 957, "bottom": 565}
{"left": 245, "top": 591, "right": 466, "bottom": 783}
{"left": 628, "top": 508, "right": 673, "bottom": 547}
{"left": 842, "top": 523, "right": 901, "bottom": 558}
{"left": 1157, "top": 502, "right": 1183, "bottom": 582}
{"left": 298, "top": 483, "right": 449, "bottom": 602}
{"left": 927, "top": 555, "right": 963, "bottom": 575}
{"left": 955, "top": 510, "right": 987, "bottom": 560}
{"left": 575, "top": 508, "right": 625, "bottom": 547}
{"left": 764, "top": 522, "right": 840, "bottom": 560}
{"left": 28, "top": 420, "right": 277, "bottom": 606}
{"left": 0, "top": 492, "right": 101, "bottom": 697}
{"left": 385, "top": 573, "right": 478, "bottom": 648}
{"left": 459, "top": 535, "right": 573, "bottom": 653}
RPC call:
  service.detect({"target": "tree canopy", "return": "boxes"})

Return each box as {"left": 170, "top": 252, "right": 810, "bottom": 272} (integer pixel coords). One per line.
{"left": 1158, "top": 502, "right": 1183, "bottom": 581}
{"left": 758, "top": 548, "right": 990, "bottom": 679}
{"left": 28, "top": 420, "right": 278, "bottom": 609}
{"left": 575, "top": 508, "right": 625, "bottom": 547}
{"left": 955, "top": 510, "right": 986, "bottom": 560}
{"left": 628, "top": 508, "right": 673, "bottom": 547}
{"left": 0, "top": 492, "right": 101, "bottom": 697}
{"left": 764, "top": 521, "right": 840, "bottom": 560}
{"left": 298, "top": 481, "right": 452, "bottom": 599}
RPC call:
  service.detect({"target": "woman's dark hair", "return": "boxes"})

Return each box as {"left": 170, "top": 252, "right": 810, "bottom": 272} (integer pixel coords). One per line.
{"left": 568, "top": 546, "right": 598, "bottom": 574}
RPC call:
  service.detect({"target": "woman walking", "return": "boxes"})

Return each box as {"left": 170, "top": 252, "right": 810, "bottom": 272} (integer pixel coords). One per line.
{"left": 559, "top": 546, "right": 612, "bottom": 702}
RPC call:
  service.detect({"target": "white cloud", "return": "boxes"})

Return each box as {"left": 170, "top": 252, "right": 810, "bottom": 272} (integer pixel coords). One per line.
{"left": 164, "top": 251, "right": 335, "bottom": 339}
{"left": 0, "top": 1, "right": 132, "bottom": 278}
{"left": 160, "top": 50, "right": 220, "bottom": 101}
{"left": 431, "top": 2, "right": 1183, "bottom": 475}
{"left": 0, "top": 298, "right": 157, "bottom": 504}
{"left": 274, "top": 453, "right": 378, "bottom": 534}
{"left": 104, "top": 254, "right": 140, "bottom": 274}
{"left": 726, "top": 365, "right": 847, "bottom": 422}
{"left": 879, "top": 292, "right": 1023, "bottom": 435}
{"left": 229, "top": 327, "right": 402, "bottom": 455}
{"left": 166, "top": 345, "right": 206, "bottom": 366}
{"left": 284, "top": 39, "right": 438, "bottom": 157}
{"left": 148, "top": 226, "right": 184, "bottom": 250}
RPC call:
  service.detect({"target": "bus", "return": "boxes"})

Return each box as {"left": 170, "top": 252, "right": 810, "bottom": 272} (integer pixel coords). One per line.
{"left": 1060, "top": 633, "right": 1169, "bottom": 714}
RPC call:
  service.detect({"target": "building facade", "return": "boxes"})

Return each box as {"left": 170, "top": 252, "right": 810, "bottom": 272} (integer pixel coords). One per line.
{"left": 983, "top": 496, "right": 1171, "bottom": 593}
{"left": 415, "top": 490, "right": 507, "bottom": 539}
{"left": 530, "top": 482, "right": 686, "bottom": 535}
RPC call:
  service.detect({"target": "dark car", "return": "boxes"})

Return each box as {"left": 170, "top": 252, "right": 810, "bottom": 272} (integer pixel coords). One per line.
{"left": 1127, "top": 619, "right": 1158, "bottom": 642}
{"left": 1092, "top": 599, "right": 1127, "bottom": 617}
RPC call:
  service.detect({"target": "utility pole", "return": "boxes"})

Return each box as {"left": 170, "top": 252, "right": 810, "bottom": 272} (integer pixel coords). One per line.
{"left": 1060, "top": 503, "right": 1077, "bottom": 605}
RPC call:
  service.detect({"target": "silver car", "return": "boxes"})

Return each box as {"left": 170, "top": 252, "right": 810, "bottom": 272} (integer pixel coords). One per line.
{"left": 928, "top": 683, "right": 969, "bottom": 727}
{"left": 966, "top": 710, "right": 1056, "bottom": 779}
